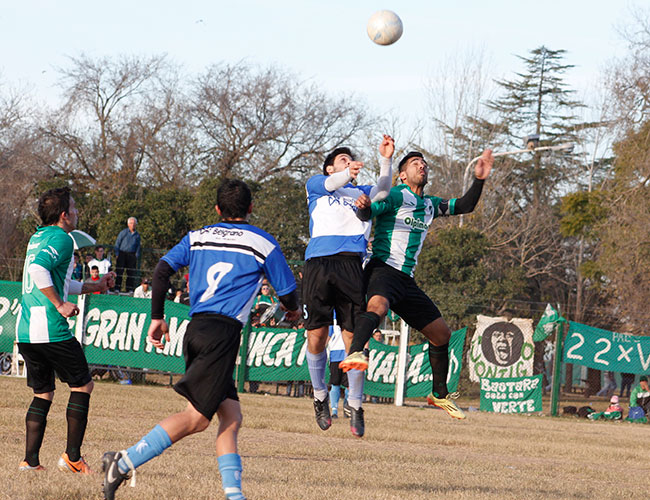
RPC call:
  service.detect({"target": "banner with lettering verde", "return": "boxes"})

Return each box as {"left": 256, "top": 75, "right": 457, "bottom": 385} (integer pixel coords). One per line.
{"left": 563, "top": 321, "right": 650, "bottom": 374}
{"left": 480, "top": 375, "right": 543, "bottom": 413}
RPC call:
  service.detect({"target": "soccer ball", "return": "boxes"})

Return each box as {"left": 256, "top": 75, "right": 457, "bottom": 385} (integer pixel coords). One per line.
{"left": 366, "top": 10, "right": 403, "bottom": 46}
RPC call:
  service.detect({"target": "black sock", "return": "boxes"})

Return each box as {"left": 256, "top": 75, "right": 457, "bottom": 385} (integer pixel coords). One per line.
{"left": 428, "top": 343, "right": 449, "bottom": 399}
{"left": 349, "top": 312, "right": 381, "bottom": 353}
{"left": 25, "top": 397, "right": 52, "bottom": 466}
{"left": 65, "top": 392, "right": 90, "bottom": 462}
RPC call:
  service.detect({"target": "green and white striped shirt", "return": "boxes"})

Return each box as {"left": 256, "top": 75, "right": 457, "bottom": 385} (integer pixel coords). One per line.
{"left": 369, "top": 184, "right": 457, "bottom": 277}
{"left": 16, "top": 225, "right": 75, "bottom": 343}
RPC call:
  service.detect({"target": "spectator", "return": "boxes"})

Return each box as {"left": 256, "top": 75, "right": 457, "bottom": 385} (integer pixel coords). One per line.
{"left": 71, "top": 252, "right": 83, "bottom": 280}
{"left": 630, "top": 375, "right": 650, "bottom": 416}
{"left": 83, "top": 253, "right": 93, "bottom": 278}
{"left": 114, "top": 216, "right": 141, "bottom": 292}
{"left": 596, "top": 371, "right": 617, "bottom": 397}
{"left": 372, "top": 329, "right": 384, "bottom": 343}
{"left": 620, "top": 372, "right": 635, "bottom": 398}
{"left": 84, "top": 266, "right": 102, "bottom": 294}
{"left": 253, "top": 283, "right": 276, "bottom": 311}
{"left": 133, "top": 278, "right": 152, "bottom": 299}
{"left": 588, "top": 394, "right": 623, "bottom": 421}
{"left": 88, "top": 245, "right": 112, "bottom": 276}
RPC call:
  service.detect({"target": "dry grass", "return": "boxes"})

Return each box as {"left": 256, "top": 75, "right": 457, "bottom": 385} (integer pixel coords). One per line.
{"left": 0, "top": 376, "right": 646, "bottom": 500}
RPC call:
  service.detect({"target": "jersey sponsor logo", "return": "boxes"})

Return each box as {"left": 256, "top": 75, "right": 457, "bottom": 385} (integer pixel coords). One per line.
{"left": 403, "top": 216, "right": 429, "bottom": 231}
{"left": 198, "top": 226, "right": 244, "bottom": 238}
{"left": 326, "top": 195, "right": 357, "bottom": 209}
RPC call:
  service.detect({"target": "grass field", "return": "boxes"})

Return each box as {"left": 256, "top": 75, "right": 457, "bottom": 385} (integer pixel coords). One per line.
{"left": 0, "top": 376, "right": 646, "bottom": 500}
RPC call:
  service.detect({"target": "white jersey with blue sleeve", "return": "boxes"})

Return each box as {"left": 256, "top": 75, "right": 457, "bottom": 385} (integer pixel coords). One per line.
{"left": 162, "top": 222, "right": 296, "bottom": 324}
{"left": 305, "top": 175, "right": 373, "bottom": 260}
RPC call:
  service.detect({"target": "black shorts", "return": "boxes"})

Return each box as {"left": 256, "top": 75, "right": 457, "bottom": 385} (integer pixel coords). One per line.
{"left": 174, "top": 314, "right": 241, "bottom": 420}
{"left": 18, "top": 338, "right": 92, "bottom": 394}
{"left": 302, "top": 254, "right": 366, "bottom": 331}
{"left": 364, "top": 258, "right": 441, "bottom": 331}
{"left": 329, "top": 361, "right": 348, "bottom": 387}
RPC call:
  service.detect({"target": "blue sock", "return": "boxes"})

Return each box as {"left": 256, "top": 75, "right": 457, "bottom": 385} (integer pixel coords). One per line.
{"left": 118, "top": 424, "right": 172, "bottom": 473}
{"left": 306, "top": 350, "right": 328, "bottom": 401}
{"left": 329, "top": 384, "right": 341, "bottom": 413}
{"left": 218, "top": 453, "right": 245, "bottom": 499}
{"left": 344, "top": 387, "right": 349, "bottom": 403}
{"left": 347, "top": 369, "right": 365, "bottom": 409}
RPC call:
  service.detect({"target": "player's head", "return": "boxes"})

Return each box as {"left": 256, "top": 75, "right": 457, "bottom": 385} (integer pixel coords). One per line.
{"left": 398, "top": 151, "right": 428, "bottom": 187}
{"left": 38, "top": 187, "right": 77, "bottom": 230}
{"left": 217, "top": 179, "right": 252, "bottom": 220}
{"left": 323, "top": 147, "right": 355, "bottom": 175}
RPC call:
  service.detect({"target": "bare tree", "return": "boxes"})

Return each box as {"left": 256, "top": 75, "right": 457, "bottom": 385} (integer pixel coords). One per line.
{"left": 191, "top": 62, "right": 375, "bottom": 181}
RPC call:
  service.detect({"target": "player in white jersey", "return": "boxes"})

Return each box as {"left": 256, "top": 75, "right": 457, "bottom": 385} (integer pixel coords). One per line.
{"left": 340, "top": 149, "right": 494, "bottom": 426}
{"left": 17, "top": 187, "right": 115, "bottom": 473}
{"left": 303, "top": 136, "right": 393, "bottom": 437}
{"left": 102, "top": 180, "right": 300, "bottom": 500}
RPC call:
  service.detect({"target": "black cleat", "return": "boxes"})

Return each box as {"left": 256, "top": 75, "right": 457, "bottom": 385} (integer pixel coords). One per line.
{"left": 102, "top": 451, "right": 130, "bottom": 500}
{"left": 313, "top": 395, "right": 332, "bottom": 430}
{"left": 349, "top": 406, "right": 365, "bottom": 437}
{"left": 343, "top": 400, "right": 352, "bottom": 418}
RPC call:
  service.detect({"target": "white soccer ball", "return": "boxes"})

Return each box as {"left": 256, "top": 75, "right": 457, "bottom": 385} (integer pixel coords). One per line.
{"left": 367, "top": 10, "right": 403, "bottom": 46}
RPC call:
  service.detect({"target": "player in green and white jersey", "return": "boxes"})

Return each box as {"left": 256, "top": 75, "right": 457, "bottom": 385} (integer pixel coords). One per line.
{"left": 340, "top": 149, "right": 494, "bottom": 424}
{"left": 16, "top": 187, "right": 114, "bottom": 473}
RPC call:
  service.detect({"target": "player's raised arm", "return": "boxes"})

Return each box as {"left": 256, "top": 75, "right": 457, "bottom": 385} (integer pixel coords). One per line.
{"left": 368, "top": 134, "right": 394, "bottom": 202}
{"left": 451, "top": 148, "right": 493, "bottom": 215}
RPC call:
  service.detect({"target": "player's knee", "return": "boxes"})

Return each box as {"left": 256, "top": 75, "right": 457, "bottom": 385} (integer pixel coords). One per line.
{"left": 190, "top": 413, "right": 211, "bottom": 433}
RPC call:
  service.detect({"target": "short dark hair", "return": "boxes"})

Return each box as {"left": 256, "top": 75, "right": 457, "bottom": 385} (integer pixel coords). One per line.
{"left": 91, "top": 265, "right": 99, "bottom": 271}
{"left": 95, "top": 246, "right": 104, "bottom": 251}
{"left": 398, "top": 151, "right": 424, "bottom": 172}
{"left": 322, "top": 147, "right": 355, "bottom": 175}
{"left": 38, "top": 187, "right": 71, "bottom": 226}
{"left": 217, "top": 179, "right": 252, "bottom": 220}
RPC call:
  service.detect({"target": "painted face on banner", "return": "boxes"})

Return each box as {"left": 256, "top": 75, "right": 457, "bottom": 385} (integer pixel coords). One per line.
{"left": 482, "top": 322, "right": 524, "bottom": 367}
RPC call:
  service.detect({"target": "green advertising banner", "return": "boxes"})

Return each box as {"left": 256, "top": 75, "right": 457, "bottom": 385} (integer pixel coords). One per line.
{"left": 563, "top": 321, "right": 650, "bottom": 374}
{"left": 1, "top": 280, "right": 466, "bottom": 400}
{"left": 480, "top": 375, "right": 543, "bottom": 413}
{"left": 0, "top": 281, "right": 22, "bottom": 353}
{"left": 81, "top": 294, "right": 189, "bottom": 373}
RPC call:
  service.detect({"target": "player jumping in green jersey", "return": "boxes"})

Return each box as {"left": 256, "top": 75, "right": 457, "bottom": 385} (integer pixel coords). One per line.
{"left": 340, "top": 149, "right": 494, "bottom": 429}
{"left": 16, "top": 187, "right": 115, "bottom": 473}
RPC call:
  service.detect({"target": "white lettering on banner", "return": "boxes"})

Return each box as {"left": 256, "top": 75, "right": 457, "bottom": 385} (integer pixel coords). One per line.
{"left": 492, "top": 400, "right": 536, "bottom": 413}
{"left": 593, "top": 338, "right": 611, "bottom": 365}
{"left": 638, "top": 343, "right": 650, "bottom": 371}
{"left": 263, "top": 333, "right": 287, "bottom": 366}
{"left": 368, "top": 350, "right": 385, "bottom": 377}
{"left": 95, "top": 310, "right": 118, "bottom": 349}
{"left": 447, "top": 350, "right": 459, "bottom": 383}
{"left": 274, "top": 332, "right": 297, "bottom": 367}
{"left": 296, "top": 334, "right": 308, "bottom": 366}
{"left": 406, "top": 352, "right": 425, "bottom": 385}
{"left": 109, "top": 313, "right": 128, "bottom": 350}
{"left": 612, "top": 332, "right": 637, "bottom": 343}
{"left": 248, "top": 331, "right": 274, "bottom": 367}
{"left": 566, "top": 333, "right": 584, "bottom": 360}
{"left": 373, "top": 352, "right": 396, "bottom": 383}
{"left": 163, "top": 317, "right": 187, "bottom": 357}
{"left": 617, "top": 345, "right": 633, "bottom": 362}
{"left": 84, "top": 308, "right": 100, "bottom": 345}
{"left": 127, "top": 313, "right": 146, "bottom": 351}
{"left": 481, "top": 377, "right": 540, "bottom": 393}
{"left": 0, "top": 297, "right": 9, "bottom": 336}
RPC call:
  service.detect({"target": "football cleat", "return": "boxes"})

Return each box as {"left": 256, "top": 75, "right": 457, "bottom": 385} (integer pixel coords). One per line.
{"left": 427, "top": 393, "right": 466, "bottom": 420}
{"left": 349, "top": 406, "right": 365, "bottom": 437}
{"left": 313, "top": 395, "right": 332, "bottom": 430}
{"left": 343, "top": 400, "right": 352, "bottom": 419}
{"left": 102, "top": 451, "right": 132, "bottom": 500}
{"left": 19, "top": 461, "right": 45, "bottom": 471}
{"left": 57, "top": 452, "right": 92, "bottom": 474}
{"left": 339, "top": 351, "right": 369, "bottom": 373}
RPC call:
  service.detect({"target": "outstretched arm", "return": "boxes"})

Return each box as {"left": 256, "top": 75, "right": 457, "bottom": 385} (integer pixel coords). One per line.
{"left": 323, "top": 162, "right": 363, "bottom": 191}
{"left": 368, "top": 135, "right": 394, "bottom": 202}
{"left": 453, "top": 149, "right": 494, "bottom": 215}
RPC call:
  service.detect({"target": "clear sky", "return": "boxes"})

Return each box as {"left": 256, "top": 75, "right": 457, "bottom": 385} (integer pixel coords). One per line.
{"left": 0, "top": 0, "right": 637, "bottom": 121}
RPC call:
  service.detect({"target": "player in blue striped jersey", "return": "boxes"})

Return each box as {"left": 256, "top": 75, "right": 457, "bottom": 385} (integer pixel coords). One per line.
{"left": 303, "top": 135, "right": 394, "bottom": 437}
{"left": 102, "top": 180, "right": 300, "bottom": 500}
